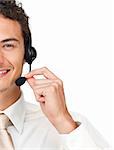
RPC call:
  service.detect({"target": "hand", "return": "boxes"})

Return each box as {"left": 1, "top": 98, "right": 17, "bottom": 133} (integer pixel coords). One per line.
{"left": 25, "top": 67, "right": 78, "bottom": 133}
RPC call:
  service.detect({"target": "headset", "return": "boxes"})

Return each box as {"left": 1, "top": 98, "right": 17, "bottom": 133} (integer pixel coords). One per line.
{"left": 15, "top": 30, "right": 37, "bottom": 86}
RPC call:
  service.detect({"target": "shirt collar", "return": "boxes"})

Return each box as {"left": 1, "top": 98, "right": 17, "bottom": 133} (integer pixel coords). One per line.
{"left": 2, "top": 91, "right": 25, "bottom": 134}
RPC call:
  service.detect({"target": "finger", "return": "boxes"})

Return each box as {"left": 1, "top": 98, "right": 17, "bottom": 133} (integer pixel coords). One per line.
{"left": 33, "top": 79, "right": 54, "bottom": 86}
{"left": 27, "top": 78, "right": 63, "bottom": 90}
{"left": 27, "top": 78, "right": 54, "bottom": 89}
{"left": 26, "top": 77, "right": 35, "bottom": 88}
{"left": 34, "top": 83, "right": 51, "bottom": 90}
{"left": 34, "top": 91, "right": 45, "bottom": 103}
{"left": 24, "top": 67, "right": 59, "bottom": 80}
{"left": 33, "top": 79, "right": 63, "bottom": 87}
{"left": 32, "top": 81, "right": 61, "bottom": 92}
{"left": 34, "top": 84, "right": 57, "bottom": 99}
{"left": 34, "top": 86, "right": 47, "bottom": 101}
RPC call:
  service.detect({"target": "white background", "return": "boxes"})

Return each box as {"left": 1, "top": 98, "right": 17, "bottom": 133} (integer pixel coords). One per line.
{"left": 19, "top": 0, "right": 113, "bottom": 147}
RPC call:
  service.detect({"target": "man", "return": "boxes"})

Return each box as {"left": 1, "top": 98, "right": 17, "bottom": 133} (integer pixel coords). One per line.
{"left": 0, "top": 0, "right": 110, "bottom": 149}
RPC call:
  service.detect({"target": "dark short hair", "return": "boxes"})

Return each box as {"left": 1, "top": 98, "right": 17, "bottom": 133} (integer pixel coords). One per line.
{"left": 0, "top": 0, "right": 30, "bottom": 50}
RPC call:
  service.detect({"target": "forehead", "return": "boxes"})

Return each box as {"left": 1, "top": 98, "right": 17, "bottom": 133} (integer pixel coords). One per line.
{"left": 0, "top": 15, "right": 23, "bottom": 41}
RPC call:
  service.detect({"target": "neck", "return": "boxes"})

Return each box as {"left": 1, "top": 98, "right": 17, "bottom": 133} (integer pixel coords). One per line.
{"left": 0, "top": 85, "right": 21, "bottom": 111}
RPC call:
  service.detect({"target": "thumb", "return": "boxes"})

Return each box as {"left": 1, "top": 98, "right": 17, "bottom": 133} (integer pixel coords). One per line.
{"left": 26, "top": 77, "right": 35, "bottom": 88}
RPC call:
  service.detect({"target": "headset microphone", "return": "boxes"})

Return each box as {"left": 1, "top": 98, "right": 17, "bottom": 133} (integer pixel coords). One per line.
{"left": 15, "top": 63, "right": 32, "bottom": 86}
{"left": 15, "top": 76, "right": 27, "bottom": 86}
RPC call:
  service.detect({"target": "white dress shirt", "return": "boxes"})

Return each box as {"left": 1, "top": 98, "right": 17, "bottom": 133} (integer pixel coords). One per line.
{"left": 1, "top": 92, "right": 110, "bottom": 150}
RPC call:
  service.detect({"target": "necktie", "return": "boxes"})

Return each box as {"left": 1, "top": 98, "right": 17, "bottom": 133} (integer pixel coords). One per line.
{"left": 0, "top": 113, "right": 14, "bottom": 150}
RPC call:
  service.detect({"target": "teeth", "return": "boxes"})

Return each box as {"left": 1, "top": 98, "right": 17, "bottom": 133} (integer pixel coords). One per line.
{"left": 0, "top": 70, "right": 8, "bottom": 74}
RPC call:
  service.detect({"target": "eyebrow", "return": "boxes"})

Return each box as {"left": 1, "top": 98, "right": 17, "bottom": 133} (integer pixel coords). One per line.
{"left": 0, "top": 38, "right": 19, "bottom": 43}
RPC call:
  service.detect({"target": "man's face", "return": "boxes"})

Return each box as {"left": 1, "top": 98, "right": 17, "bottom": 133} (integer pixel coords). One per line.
{"left": 0, "top": 15, "right": 25, "bottom": 92}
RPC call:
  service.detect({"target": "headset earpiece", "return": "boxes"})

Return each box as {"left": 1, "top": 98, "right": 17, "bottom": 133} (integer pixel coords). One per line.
{"left": 24, "top": 46, "right": 37, "bottom": 65}
{"left": 24, "top": 30, "right": 37, "bottom": 65}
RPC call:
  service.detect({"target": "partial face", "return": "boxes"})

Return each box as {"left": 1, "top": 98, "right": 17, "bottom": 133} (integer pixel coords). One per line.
{"left": 0, "top": 15, "right": 25, "bottom": 92}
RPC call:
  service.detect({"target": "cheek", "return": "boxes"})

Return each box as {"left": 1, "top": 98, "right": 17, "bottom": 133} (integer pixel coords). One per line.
{"left": 7, "top": 51, "right": 24, "bottom": 72}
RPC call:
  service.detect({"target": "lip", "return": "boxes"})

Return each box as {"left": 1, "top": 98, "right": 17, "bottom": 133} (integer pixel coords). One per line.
{"left": 0, "top": 69, "right": 11, "bottom": 78}
{"left": 0, "top": 69, "right": 10, "bottom": 72}
{"left": 0, "top": 66, "right": 13, "bottom": 71}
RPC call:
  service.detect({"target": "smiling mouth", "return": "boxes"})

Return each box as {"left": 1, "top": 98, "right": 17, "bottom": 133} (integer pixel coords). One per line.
{"left": 0, "top": 69, "right": 11, "bottom": 78}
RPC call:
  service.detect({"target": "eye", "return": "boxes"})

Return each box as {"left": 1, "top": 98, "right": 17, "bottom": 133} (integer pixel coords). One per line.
{"left": 4, "top": 44, "right": 14, "bottom": 48}
{"left": 3, "top": 43, "right": 15, "bottom": 49}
